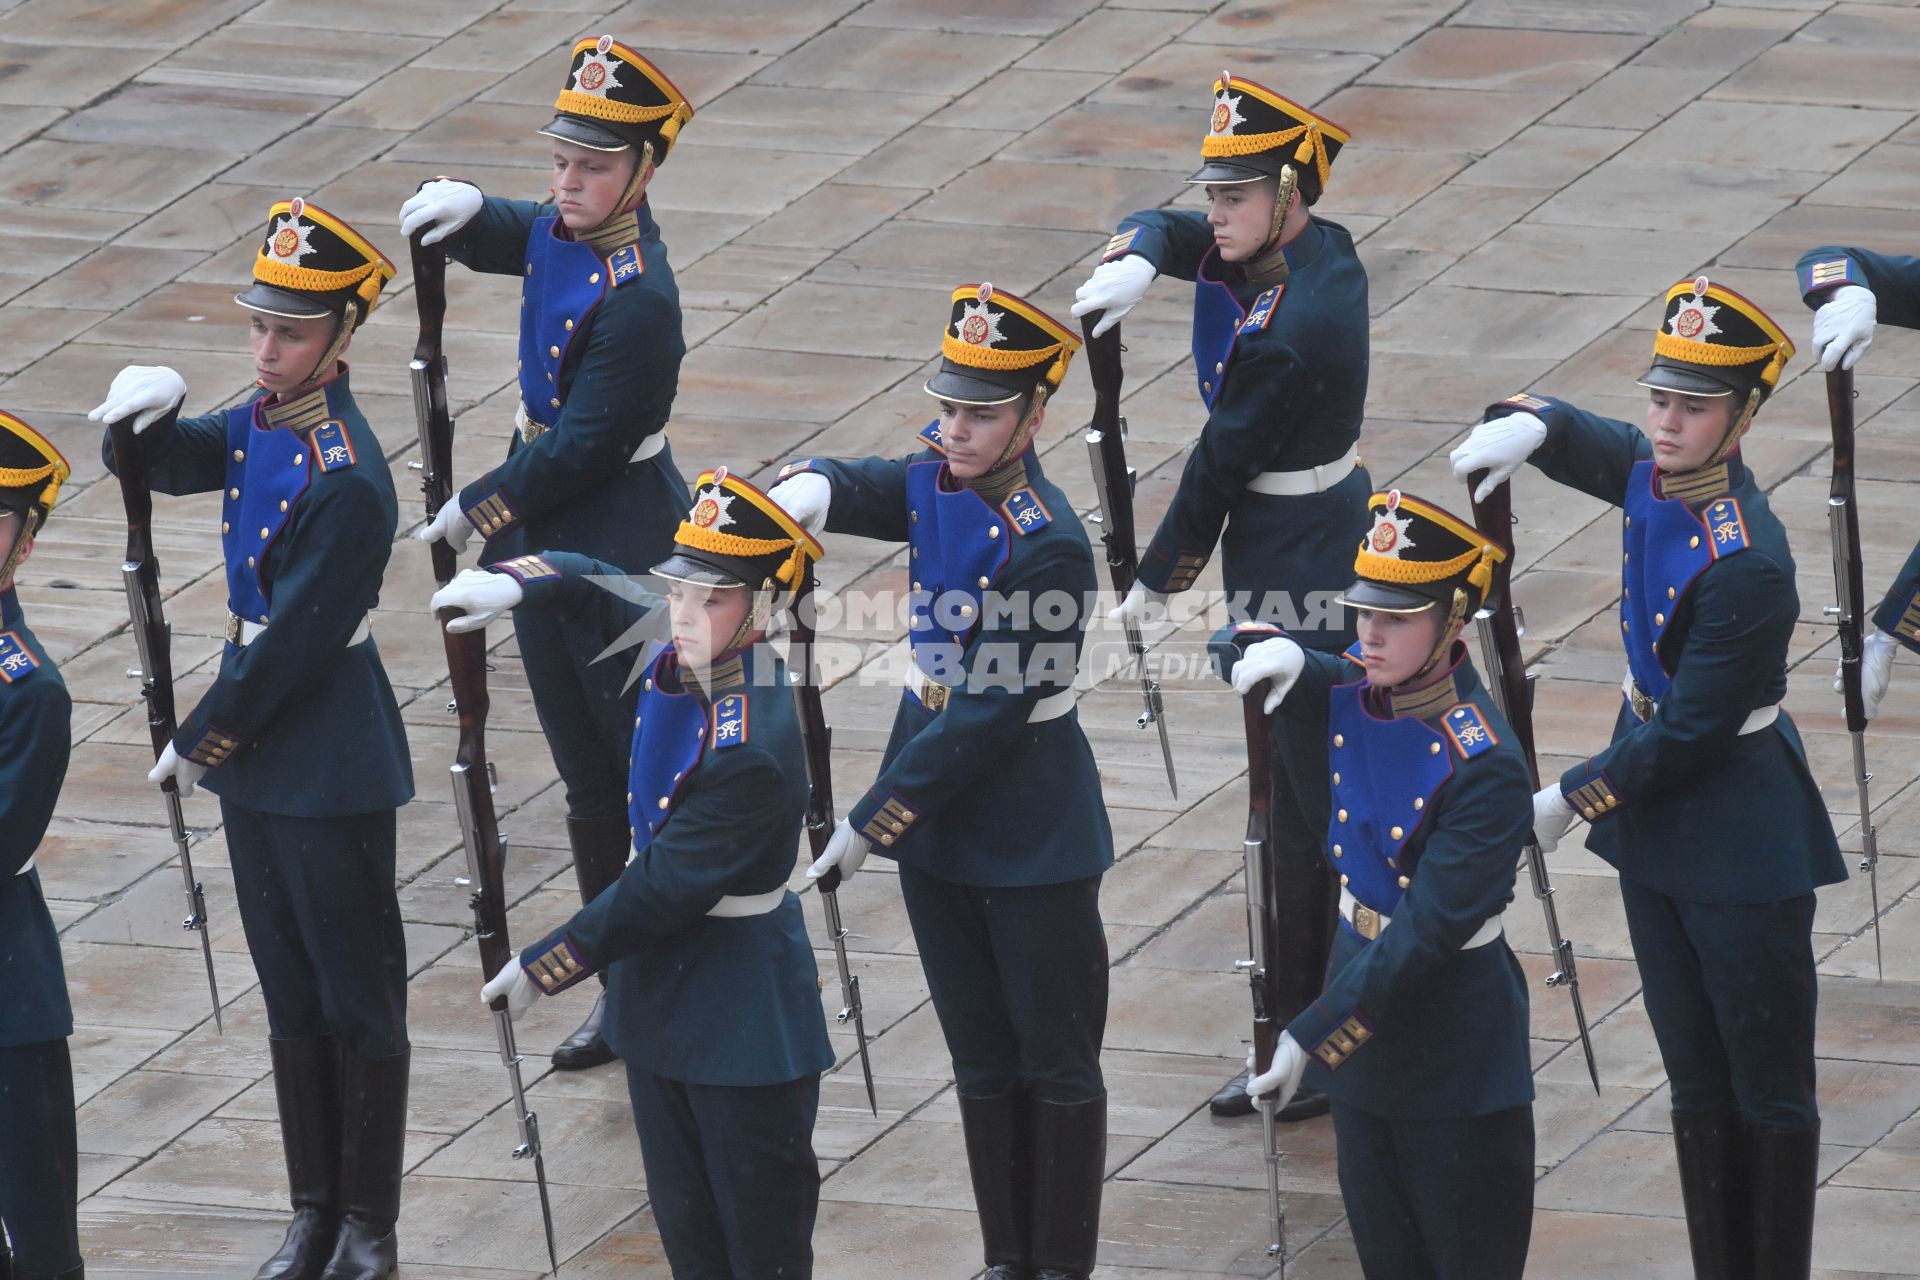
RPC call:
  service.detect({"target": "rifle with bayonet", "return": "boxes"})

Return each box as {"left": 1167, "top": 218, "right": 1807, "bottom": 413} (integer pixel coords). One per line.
{"left": 107, "top": 415, "right": 224, "bottom": 1035}
{"left": 410, "top": 232, "right": 560, "bottom": 1275}
{"left": 789, "top": 557, "right": 878, "bottom": 1116}
{"left": 1467, "top": 473, "right": 1600, "bottom": 1094}
{"left": 1080, "top": 313, "right": 1177, "bottom": 799}
{"left": 1238, "top": 682, "right": 1287, "bottom": 1268}
{"left": 1824, "top": 366, "right": 1884, "bottom": 980}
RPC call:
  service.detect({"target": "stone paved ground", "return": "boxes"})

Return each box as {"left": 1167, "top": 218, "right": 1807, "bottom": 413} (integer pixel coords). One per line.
{"left": 6, "top": 0, "right": 1920, "bottom": 1275}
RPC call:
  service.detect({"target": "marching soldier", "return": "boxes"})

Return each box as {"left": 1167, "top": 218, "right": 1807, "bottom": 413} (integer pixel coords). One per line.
{"left": 1073, "top": 71, "right": 1373, "bottom": 1120}
{"left": 769, "top": 285, "right": 1112, "bottom": 1280}
{"left": 0, "top": 414, "right": 81, "bottom": 1280}
{"left": 429, "top": 471, "right": 835, "bottom": 1277}
{"left": 1450, "top": 277, "right": 1846, "bottom": 1279}
{"left": 90, "top": 200, "right": 415, "bottom": 1280}
{"left": 401, "top": 34, "right": 694, "bottom": 1069}
{"left": 1213, "top": 491, "right": 1537, "bottom": 1280}
{"left": 1798, "top": 244, "right": 1920, "bottom": 716}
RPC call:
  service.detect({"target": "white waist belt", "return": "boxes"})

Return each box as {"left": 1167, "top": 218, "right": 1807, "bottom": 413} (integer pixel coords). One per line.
{"left": 517, "top": 402, "right": 666, "bottom": 464}
{"left": 707, "top": 888, "right": 786, "bottom": 918}
{"left": 1246, "top": 445, "right": 1358, "bottom": 496}
{"left": 229, "top": 613, "right": 371, "bottom": 648}
{"left": 904, "top": 665, "right": 1074, "bottom": 723}
{"left": 1621, "top": 673, "right": 1778, "bottom": 735}
{"left": 1340, "top": 886, "right": 1503, "bottom": 950}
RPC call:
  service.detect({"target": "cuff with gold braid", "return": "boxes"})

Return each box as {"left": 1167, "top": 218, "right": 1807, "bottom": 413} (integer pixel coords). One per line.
{"left": 461, "top": 475, "right": 520, "bottom": 539}
{"left": 1798, "top": 253, "right": 1861, "bottom": 305}
{"left": 1874, "top": 583, "right": 1920, "bottom": 655}
{"left": 179, "top": 722, "right": 242, "bottom": 769}
{"left": 849, "top": 787, "right": 921, "bottom": 850}
{"left": 1288, "top": 998, "right": 1375, "bottom": 1071}
{"left": 1138, "top": 535, "right": 1206, "bottom": 594}
{"left": 520, "top": 931, "right": 595, "bottom": 996}
{"left": 1559, "top": 761, "right": 1623, "bottom": 821}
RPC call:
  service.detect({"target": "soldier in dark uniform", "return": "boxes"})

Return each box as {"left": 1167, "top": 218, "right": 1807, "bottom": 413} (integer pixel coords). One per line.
{"left": 1797, "top": 244, "right": 1920, "bottom": 715}
{"left": 1451, "top": 277, "right": 1847, "bottom": 1280}
{"left": 430, "top": 470, "right": 834, "bottom": 1278}
{"left": 1074, "top": 71, "right": 1373, "bottom": 1120}
{"left": 0, "top": 413, "right": 80, "bottom": 1280}
{"left": 769, "top": 285, "right": 1112, "bottom": 1280}
{"left": 90, "top": 200, "right": 415, "bottom": 1280}
{"left": 1212, "top": 491, "right": 1536, "bottom": 1280}
{"left": 401, "top": 34, "right": 694, "bottom": 1070}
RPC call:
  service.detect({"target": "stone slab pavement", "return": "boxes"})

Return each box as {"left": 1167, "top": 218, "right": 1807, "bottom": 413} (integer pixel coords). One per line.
{"left": 4, "top": 0, "right": 1919, "bottom": 1275}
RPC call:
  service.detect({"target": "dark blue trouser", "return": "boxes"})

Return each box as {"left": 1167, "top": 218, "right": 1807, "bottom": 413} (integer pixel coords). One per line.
{"left": 0, "top": 1039, "right": 80, "bottom": 1274}
{"left": 897, "top": 867, "right": 1107, "bottom": 1103}
{"left": 625, "top": 1067, "right": 820, "bottom": 1280}
{"left": 222, "top": 802, "right": 408, "bottom": 1058}
{"left": 1333, "top": 1101, "right": 1534, "bottom": 1280}
{"left": 1618, "top": 875, "right": 1820, "bottom": 1128}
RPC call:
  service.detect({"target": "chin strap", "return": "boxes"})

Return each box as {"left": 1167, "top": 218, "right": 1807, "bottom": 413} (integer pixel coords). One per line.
{"left": 0, "top": 505, "right": 41, "bottom": 586}
{"left": 1705, "top": 387, "right": 1762, "bottom": 467}
{"left": 1244, "top": 165, "right": 1298, "bottom": 290}
{"left": 989, "top": 385, "right": 1049, "bottom": 472}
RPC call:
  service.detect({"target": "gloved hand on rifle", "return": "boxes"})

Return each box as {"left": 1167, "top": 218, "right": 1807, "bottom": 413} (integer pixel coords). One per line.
{"left": 1449, "top": 411, "right": 1548, "bottom": 503}
{"left": 431, "top": 567, "right": 524, "bottom": 633}
{"left": 1812, "top": 284, "right": 1876, "bottom": 372}
{"left": 1071, "top": 255, "right": 1157, "bottom": 338}
{"left": 89, "top": 365, "right": 187, "bottom": 433}
{"left": 1231, "top": 635, "right": 1306, "bottom": 715}
{"left": 807, "top": 819, "right": 871, "bottom": 883}
{"left": 1244, "top": 1032, "right": 1308, "bottom": 1110}
{"left": 148, "top": 742, "right": 207, "bottom": 798}
{"left": 399, "top": 179, "right": 484, "bottom": 247}
{"left": 1109, "top": 581, "right": 1169, "bottom": 629}
{"left": 1836, "top": 627, "right": 1898, "bottom": 720}
{"left": 481, "top": 956, "right": 542, "bottom": 1022}
{"left": 419, "top": 496, "right": 477, "bottom": 553}
{"left": 1532, "top": 785, "right": 1577, "bottom": 853}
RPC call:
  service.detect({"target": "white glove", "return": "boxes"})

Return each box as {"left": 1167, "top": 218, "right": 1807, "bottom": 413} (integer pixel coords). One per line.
{"left": 1231, "top": 636, "right": 1306, "bottom": 715}
{"left": 1812, "top": 284, "right": 1876, "bottom": 373}
{"left": 418, "top": 495, "right": 477, "bottom": 552}
{"left": 399, "top": 179, "right": 484, "bottom": 247}
{"left": 1244, "top": 1032, "right": 1309, "bottom": 1110}
{"left": 148, "top": 742, "right": 207, "bottom": 798}
{"left": 89, "top": 365, "right": 187, "bottom": 434}
{"left": 481, "top": 957, "right": 541, "bottom": 1022}
{"left": 807, "top": 819, "right": 872, "bottom": 882}
{"left": 1071, "top": 255, "right": 1158, "bottom": 337}
{"left": 1837, "top": 627, "right": 1898, "bottom": 720}
{"left": 1532, "top": 785, "right": 1577, "bottom": 853}
{"left": 1108, "top": 581, "right": 1169, "bottom": 629}
{"left": 1449, "top": 412, "right": 1548, "bottom": 503}
{"left": 431, "top": 567, "right": 523, "bottom": 633}
{"left": 769, "top": 473, "right": 831, "bottom": 536}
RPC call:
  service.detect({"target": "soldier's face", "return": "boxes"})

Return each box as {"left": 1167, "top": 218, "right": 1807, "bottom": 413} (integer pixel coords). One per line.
{"left": 938, "top": 398, "right": 1035, "bottom": 480}
{"left": 250, "top": 312, "right": 342, "bottom": 394}
{"left": 1645, "top": 389, "right": 1735, "bottom": 472}
{"left": 668, "top": 580, "right": 751, "bottom": 669}
{"left": 1205, "top": 180, "right": 1277, "bottom": 262}
{"left": 551, "top": 142, "right": 640, "bottom": 231}
{"left": 1354, "top": 606, "right": 1444, "bottom": 688}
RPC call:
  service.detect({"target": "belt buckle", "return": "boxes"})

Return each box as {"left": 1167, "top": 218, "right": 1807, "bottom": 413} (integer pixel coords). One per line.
{"left": 920, "top": 677, "right": 949, "bottom": 714}
{"left": 224, "top": 612, "right": 242, "bottom": 645}
{"left": 516, "top": 404, "right": 546, "bottom": 444}
{"left": 1352, "top": 902, "right": 1381, "bottom": 940}
{"left": 1628, "top": 681, "right": 1656, "bottom": 723}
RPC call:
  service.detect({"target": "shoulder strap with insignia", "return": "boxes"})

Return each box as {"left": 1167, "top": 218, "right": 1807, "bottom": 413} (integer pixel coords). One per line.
{"left": 1002, "top": 486, "right": 1051, "bottom": 536}
{"left": 1442, "top": 703, "right": 1498, "bottom": 759}
{"left": 1702, "top": 497, "right": 1750, "bottom": 558}
{"left": 916, "top": 421, "right": 946, "bottom": 455}
{"left": 0, "top": 630, "right": 40, "bottom": 684}
{"left": 711, "top": 692, "right": 749, "bottom": 748}
{"left": 310, "top": 420, "right": 357, "bottom": 473}
{"left": 607, "top": 244, "right": 643, "bottom": 286}
{"left": 1239, "top": 284, "right": 1284, "bottom": 335}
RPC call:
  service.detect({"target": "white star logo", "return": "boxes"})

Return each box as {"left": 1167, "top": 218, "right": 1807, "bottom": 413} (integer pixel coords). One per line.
{"left": 573, "top": 51, "right": 622, "bottom": 98}
{"left": 268, "top": 214, "right": 315, "bottom": 262}
{"left": 1211, "top": 91, "right": 1246, "bottom": 137}
{"left": 1668, "top": 293, "right": 1722, "bottom": 343}
{"left": 1368, "top": 511, "right": 1416, "bottom": 558}
{"left": 955, "top": 300, "right": 1004, "bottom": 348}
{"left": 689, "top": 486, "right": 736, "bottom": 531}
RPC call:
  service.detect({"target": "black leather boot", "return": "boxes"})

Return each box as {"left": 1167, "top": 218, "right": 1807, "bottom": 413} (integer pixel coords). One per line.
{"left": 318, "top": 1047, "right": 409, "bottom": 1280}
{"left": 551, "top": 814, "right": 628, "bottom": 1070}
{"left": 17, "top": 1268, "right": 83, "bottom": 1279}
{"left": 255, "top": 1037, "right": 340, "bottom": 1280}
{"left": 1030, "top": 1094, "right": 1106, "bottom": 1280}
{"left": 1749, "top": 1120, "right": 1820, "bottom": 1280}
{"left": 1672, "top": 1109, "right": 1747, "bottom": 1280}
{"left": 959, "top": 1092, "right": 1031, "bottom": 1280}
